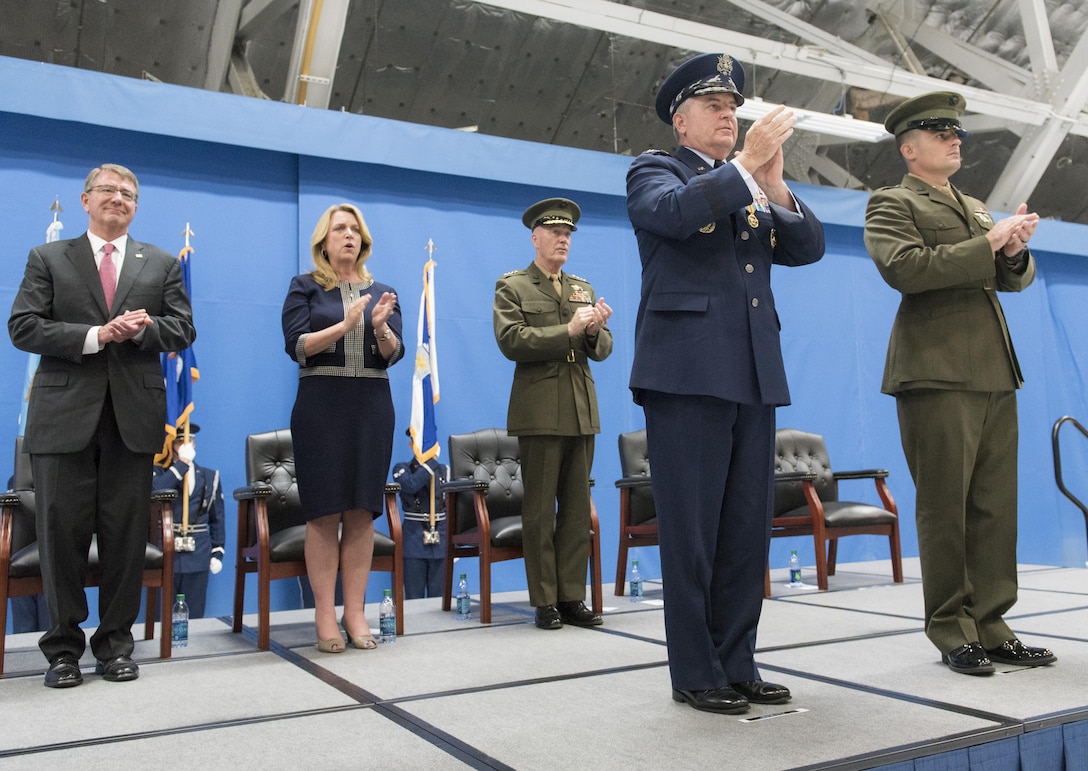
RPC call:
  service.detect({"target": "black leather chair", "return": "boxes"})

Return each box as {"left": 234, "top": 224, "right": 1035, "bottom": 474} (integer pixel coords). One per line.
{"left": 614, "top": 429, "right": 657, "bottom": 596}
{"left": 231, "top": 428, "right": 403, "bottom": 650}
{"left": 443, "top": 427, "right": 603, "bottom": 623}
{"left": 769, "top": 428, "right": 903, "bottom": 595}
{"left": 0, "top": 437, "right": 176, "bottom": 675}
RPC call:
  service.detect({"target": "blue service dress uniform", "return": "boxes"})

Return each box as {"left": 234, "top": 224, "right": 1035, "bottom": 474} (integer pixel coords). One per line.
{"left": 152, "top": 459, "right": 226, "bottom": 618}
{"left": 626, "top": 146, "right": 825, "bottom": 689}
{"left": 391, "top": 458, "right": 449, "bottom": 599}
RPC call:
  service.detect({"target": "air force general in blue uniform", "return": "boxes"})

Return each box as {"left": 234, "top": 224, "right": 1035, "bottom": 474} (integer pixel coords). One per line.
{"left": 626, "top": 54, "right": 825, "bottom": 714}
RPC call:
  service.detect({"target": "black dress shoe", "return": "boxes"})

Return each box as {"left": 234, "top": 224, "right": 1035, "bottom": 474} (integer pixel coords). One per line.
{"left": 95, "top": 654, "right": 139, "bottom": 682}
{"left": 986, "top": 639, "right": 1057, "bottom": 667}
{"left": 672, "top": 688, "right": 749, "bottom": 715}
{"left": 731, "top": 680, "right": 791, "bottom": 704}
{"left": 534, "top": 605, "right": 563, "bottom": 630}
{"left": 942, "top": 642, "right": 995, "bottom": 675}
{"left": 44, "top": 653, "right": 83, "bottom": 689}
{"left": 557, "top": 600, "right": 603, "bottom": 627}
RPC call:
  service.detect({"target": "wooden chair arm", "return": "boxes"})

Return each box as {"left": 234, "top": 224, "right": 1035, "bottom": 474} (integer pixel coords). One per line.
{"left": 233, "top": 483, "right": 274, "bottom": 501}
{"left": 832, "top": 469, "right": 889, "bottom": 481}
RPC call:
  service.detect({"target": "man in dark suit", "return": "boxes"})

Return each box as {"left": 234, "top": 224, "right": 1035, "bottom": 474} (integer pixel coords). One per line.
{"left": 152, "top": 424, "right": 226, "bottom": 618}
{"left": 864, "top": 92, "right": 1055, "bottom": 675}
{"left": 494, "top": 198, "right": 613, "bottom": 630}
{"left": 9, "top": 163, "right": 196, "bottom": 688}
{"left": 626, "top": 54, "right": 824, "bottom": 713}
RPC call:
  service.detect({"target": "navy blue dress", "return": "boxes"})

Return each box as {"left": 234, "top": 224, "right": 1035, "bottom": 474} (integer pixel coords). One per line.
{"left": 282, "top": 275, "right": 404, "bottom": 520}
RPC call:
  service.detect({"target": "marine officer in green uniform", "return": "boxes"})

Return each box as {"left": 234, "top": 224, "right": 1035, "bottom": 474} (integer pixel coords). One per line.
{"left": 864, "top": 91, "right": 1056, "bottom": 675}
{"left": 493, "top": 197, "right": 613, "bottom": 630}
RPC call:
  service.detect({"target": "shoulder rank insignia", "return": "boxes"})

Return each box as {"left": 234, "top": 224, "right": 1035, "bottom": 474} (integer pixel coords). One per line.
{"left": 644, "top": 148, "right": 672, "bottom": 156}
{"left": 566, "top": 273, "right": 588, "bottom": 283}
{"left": 500, "top": 269, "right": 525, "bottom": 278}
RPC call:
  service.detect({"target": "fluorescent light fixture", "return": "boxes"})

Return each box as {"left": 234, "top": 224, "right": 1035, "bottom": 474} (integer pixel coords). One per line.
{"left": 737, "top": 97, "right": 890, "bottom": 143}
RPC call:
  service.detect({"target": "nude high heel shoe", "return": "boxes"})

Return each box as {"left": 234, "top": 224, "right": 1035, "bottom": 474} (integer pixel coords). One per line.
{"left": 342, "top": 617, "right": 378, "bottom": 650}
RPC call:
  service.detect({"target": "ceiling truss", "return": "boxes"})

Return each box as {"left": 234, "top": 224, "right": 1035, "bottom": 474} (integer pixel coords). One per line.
{"left": 61, "top": 0, "right": 1088, "bottom": 218}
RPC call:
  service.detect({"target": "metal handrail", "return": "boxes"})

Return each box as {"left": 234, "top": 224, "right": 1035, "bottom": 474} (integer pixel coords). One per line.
{"left": 1052, "top": 415, "right": 1088, "bottom": 555}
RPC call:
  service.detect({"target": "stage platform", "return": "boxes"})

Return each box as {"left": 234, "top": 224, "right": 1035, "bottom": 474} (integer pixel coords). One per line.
{"left": 1, "top": 558, "right": 1086, "bottom": 770}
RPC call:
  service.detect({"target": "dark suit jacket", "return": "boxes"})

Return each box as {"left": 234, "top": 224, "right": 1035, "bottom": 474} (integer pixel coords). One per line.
{"left": 8, "top": 232, "right": 196, "bottom": 454}
{"left": 864, "top": 174, "right": 1034, "bottom": 394}
{"left": 626, "top": 147, "right": 825, "bottom": 406}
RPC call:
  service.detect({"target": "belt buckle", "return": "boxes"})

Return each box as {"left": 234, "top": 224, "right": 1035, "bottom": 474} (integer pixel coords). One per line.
{"left": 566, "top": 349, "right": 576, "bottom": 363}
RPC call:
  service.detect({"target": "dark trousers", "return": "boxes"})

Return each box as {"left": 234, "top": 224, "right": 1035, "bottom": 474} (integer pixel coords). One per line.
{"left": 643, "top": 390, "right": 775, "bottom": 690}
{"left": 174, "top": 570, "right": 210, "bottom": 619}
{"left": 32, "top": 394, "right": 152, "bottom": 663}
{"left": 11, "top": 594, "right": 49, "bottom": 633}
{"left": 404, "top": 559, "right": 445, "bottom": 599}
{"left": 403, "top": 518, "right": 446, "bottom": 599}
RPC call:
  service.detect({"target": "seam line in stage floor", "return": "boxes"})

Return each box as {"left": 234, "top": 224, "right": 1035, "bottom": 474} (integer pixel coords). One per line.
{"left": 5, "top": 575, "right": 1086, "bottom": 767}
{"left": 267, "top": 635, "right": 517, "bottom": 771}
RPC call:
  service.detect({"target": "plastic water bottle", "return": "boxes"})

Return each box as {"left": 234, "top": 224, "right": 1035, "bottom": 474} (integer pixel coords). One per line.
{"left": 171, "top": 593, "right": 189, "bottom": 648}
{"left": 629, "top": 559, "right": 644, "bottom": 603}
{"left": 456, "top": 573, "right": 471, "bottom": 620}
{"left": 789, "top": 550, "right": 803, "bottom": 588}
{"left": 379, "top": 589, "right": 396, "bottom": 643}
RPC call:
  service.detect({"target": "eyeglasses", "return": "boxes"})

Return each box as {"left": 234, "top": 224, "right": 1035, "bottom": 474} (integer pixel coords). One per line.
{"left": 88, "top": 184, "right": 138, "bottom": 202}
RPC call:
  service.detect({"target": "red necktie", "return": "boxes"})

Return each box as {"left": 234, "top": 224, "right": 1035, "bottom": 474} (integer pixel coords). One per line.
{"left": 100, "top": 243, "right": 117, "bottom": 310}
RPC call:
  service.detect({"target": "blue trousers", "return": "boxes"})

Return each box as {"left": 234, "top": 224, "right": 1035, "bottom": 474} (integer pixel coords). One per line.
{"left": 643, "top": 390, "right": 775, "bottom": 690}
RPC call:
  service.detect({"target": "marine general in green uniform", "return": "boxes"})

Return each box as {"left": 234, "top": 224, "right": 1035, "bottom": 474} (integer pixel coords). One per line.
{"left": 864, "top": 91, "right": 1055, "bottom": 675}
{"left": 493, "top": 198, "right": 613, "bottom": 630}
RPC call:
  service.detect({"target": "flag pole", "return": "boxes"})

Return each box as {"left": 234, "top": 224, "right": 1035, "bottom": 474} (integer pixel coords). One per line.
{"left": 20, "top": 199, "right": 64, "bottom": 435}
{"left": 177, "top": 223, "right": 196, "bottom": 552}
{"left": 412, "top": 238, "right": 441, "bottom": 545}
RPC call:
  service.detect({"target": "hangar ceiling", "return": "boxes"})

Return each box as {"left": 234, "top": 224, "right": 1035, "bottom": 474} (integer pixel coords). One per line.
{"left": 3, "top": 0, "right": 1088, "bottom": 223}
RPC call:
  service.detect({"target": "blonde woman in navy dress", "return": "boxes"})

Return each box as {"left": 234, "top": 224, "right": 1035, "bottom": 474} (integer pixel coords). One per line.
{"left": 282, "top": 203, "right": 404, "bottom": 652}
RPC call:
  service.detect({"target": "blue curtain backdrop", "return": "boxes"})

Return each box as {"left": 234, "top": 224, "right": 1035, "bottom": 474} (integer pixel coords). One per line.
{"left": 2, "top": 55, "right": 1088, "bottom": 631}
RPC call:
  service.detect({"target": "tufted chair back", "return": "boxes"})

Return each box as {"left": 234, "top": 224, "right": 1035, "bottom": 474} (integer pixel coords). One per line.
{"left": 618, "top": 429, "right": 655, "bottom": 528}
{"left": 243, "top": 428, "right": 304, "bottom": 551}
{"left": 765, "top": 426, "right": 903, "bottom": 596}
{"left": 447, "top": 428, "right": 523, "bottom": 534}
{"left": 774, "top": 428, "right": 837, "bottom": 514}
{"left": 8, "top": 437, "right": 37, "bottom": 561}
{"left": 232, "top": 428, "right": 404, "bottom": 648}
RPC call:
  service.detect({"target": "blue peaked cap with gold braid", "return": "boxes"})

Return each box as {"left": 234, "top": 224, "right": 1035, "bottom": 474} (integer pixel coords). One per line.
{"left": 655, "top": 53, "right": 746, "bottom": 124}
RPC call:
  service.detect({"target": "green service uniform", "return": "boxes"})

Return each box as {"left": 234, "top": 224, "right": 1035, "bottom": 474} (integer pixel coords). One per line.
{"left": 493, "top": 261, "right": 612, "bottom": 608}
{"left": 864, "top": 173, "right": 1035, "bottom": 654}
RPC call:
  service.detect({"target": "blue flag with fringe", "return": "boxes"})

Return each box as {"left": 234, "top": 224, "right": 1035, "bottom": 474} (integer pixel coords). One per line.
{"left": 155, "top": 238, "right": 199, "bottom": 465}
{"left": 409, "top": 254, "right": 440, "bottom": 463}
{"left": 18, "top": 200, "right": 64, "bottom": 436}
